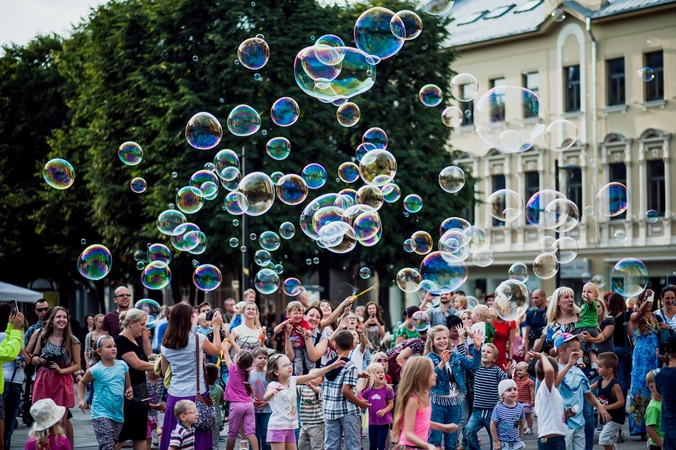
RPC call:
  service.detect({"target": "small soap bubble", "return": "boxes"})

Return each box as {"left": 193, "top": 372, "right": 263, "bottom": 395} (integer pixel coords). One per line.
{"left": 551, "top": 8, "right": 566, "bottom": 21}
{"left": 614, "top": 229, "right": 627, "bottom": 240}
{"left": 313, "top": 257, "right": 320, "bottom": 264}
{"left": 336, "top": 102, "right": 361, "bottom": 127}
{"left": 118, "top": 142, "right": 143, "bottom": 166}
{"left": 584, "top": 205, "right": 594, "bottom": 216}
{"left": 171, "top": 172, "right": 178, "bottom": 178}
{"left": 637, "top": 67, "right": 655, "bottom": 82}
{"left": 359, "top": 267, "right": 371, "bottom": 279}
{"left": 438, "top": 166, "right": 465, "bottom": 193}
{"left": 241, "top": 246, "right": 247, "bottom": 252}
{"left": 193, "top": 264, "right": 222, "bottom": 292}
{"left": 238, "top": 37, "right": 269, "bottom": 70}
{"left": 193, "top": 55, "right": 198, "bottom": 61}
{"left": 306, "top": 258, "right": 312, "bottom": 265}
{"left": 192, "top": 259, "right": 199, "bottom": 268}
{"left": 262, "top": 129, "right": 268, "bottom": 136}
{"left": 270, "top": 97, "right": 300, "bottom": 127}
{"left": 403, "top": 194, "right": 423, "bottom": 213}
{"left": 419, "top": 84, "right": 443, "bottom": 107}
{"left": 266, "top": 137, "right": 291, "bottom": 160}
{"left": 233, "top": 219, "right": 240, "bottom": 226}
{"left": 229, "top": 237, "right": 239, "bottom": 247}
{"left": 403, "top": 238, "right": 416, "bottom": 252}
{"left": 136, "top": 261, "right": 146, "bottom": 270}
{"left": 250, "top": 233, "right": 257, "bottom": 241}
{"left": 279, "top": 222, "right": 296, "bottom": 239}
{"left": 646, "top": 210, "right": 659, "bottom": 223}
{"left": 441, "top": 107, "right": 464, "bottom": 128}
{"left": 254, "top": 73, "right": 262, "bottom": 81}
{"left": 589, "top": 158, "right": 597, "bottom": 167}
{"left": 450, "top": 73, "right": 479, "bottom": 102}
{"left": 130, "top": 177, "right": 147, "bottom": 193}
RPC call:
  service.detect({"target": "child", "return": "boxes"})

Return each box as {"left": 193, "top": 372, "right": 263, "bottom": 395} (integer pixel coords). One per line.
{"left": 263, "top": 352, "right": 346, "bottom": 450}
{"left": 655, "top": 335, "right": 676, "bottom": 449}
{"left": 470, "top": 305, "right": 495, "bottom": 344}
{"left": 490, "top": 379, "right": 525, "bottom": 450}
{"left": 169, "top": 400, "right": 197, "bottom": 450}
{"left": 77, "top": 335, "right": 133, "bottom": 450}
{"left": 646, "top": 370, "right": 663, "bottom": 450}
{"left": 250, "top": 348, "right": 272, "bottom": 450}
{"left": 25, "top": 399, "right": 70, "bottom": 450}
{"left": 591, "top": 352, "right": 625, "bottom": 450}
{"left": 513, "top": 362, "right": 534, "bottom": 435}
{"left": 370, "top": 352, "right": 392, "bottom": 384}
{"left": 206, "top": 363, "right": 224, "bottom": 450}
{"left": 196, "top": 313, "right": 212, "bottom": 336}
{"left": 529, "top": 351, "right": 569, "bottom": 450}
{"left": 554, "top": 332, "right": 610, "bottom": 450}
{"left": 575, "top": 283, "right": 600, "bottom": 376}
{"left": 321, "top": 330, "right": 370, "bottom": 450}
{"left": 222, "top": 349, "right": 259, "bottom": 450}
{"left": 274, "top": 301, "right": 311, "bottom": 375}
{"left": 358, "top": 363, "right": 394, "bottom": 450}
{"left": 297, "top": 373, "right": 325, "bottom": 450}
{"left": 147, "top": 354, "right": 167, "bottom": 450}
{"left": 425, "top": 325, "right": 481, "bottom": 450}
{"left": 392, "top": 356, "right": 458, "bottom": 450}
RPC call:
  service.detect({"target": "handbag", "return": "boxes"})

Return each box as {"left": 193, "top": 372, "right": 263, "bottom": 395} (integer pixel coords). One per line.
{"left": 193, "top": 333, "right": 216, "bottom": 431}
{"left": 124, "top": 382, "right": 150, "bottom": 415}
{"left": 657, "top": 309, "right": 674, "bottom": 347}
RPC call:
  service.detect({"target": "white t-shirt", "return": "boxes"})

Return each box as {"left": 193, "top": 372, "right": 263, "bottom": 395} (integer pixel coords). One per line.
{"left": 161, "top": 332, "right": 207, "bottom": 397}
{"left": 349, "top": 345, "right": 364, "bottom": 372}
{"left": 471, "top": 322, "right": 486, "bottom": 339}
{"left": 535, "top": 381, "right": 570, "bottom": 438}
{"left": 232, "top": 324, "right": 262, "bottom": 352}
{"left": 267, "top": 376, "right": 298, "bottom": 430}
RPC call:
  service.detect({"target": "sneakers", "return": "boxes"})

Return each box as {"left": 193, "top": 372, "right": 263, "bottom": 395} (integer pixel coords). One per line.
{"left": 218, "top": 436, "right": 227, "bottom": 442}
{"left": 524, "top": 428, "right": 533, "bottom": 435}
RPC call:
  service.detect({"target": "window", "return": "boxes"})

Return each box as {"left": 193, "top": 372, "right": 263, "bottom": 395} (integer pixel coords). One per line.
{"left": 523, "top": 72, "right": 539, "bottom": 118}
{"left": 565, "top": 65, "right": 581, "bottom": 112}
{"left": 647, "top": 160, "right": 665, "bottom": 215}
{"left": 490, "top": 78, "right": 506, "bottom": 122}
{"left": 566, "top": 168, "right": 582, "bottom": 210}
{"left": 484, "top": 5, "right": 515, "bottom": 18}
{"left": 644, "top": 51, "right": 664, "bottom": 101}
{"left": 514, "top": 0, "right": 542, "bottom": 12}
{"left": 525, "top": 171, "right": 539, "bottom": 202}
{"left": 609, "top": 162, "right": 627, "bottom": 220}
{"left": 491, "top": 174, "right": 506, "bottom": 226}
{"left": 460, "top": 100, "right": 474, "bottom": 126}
{"left": 606, "top": 58, "right": 625, "bottom": 106}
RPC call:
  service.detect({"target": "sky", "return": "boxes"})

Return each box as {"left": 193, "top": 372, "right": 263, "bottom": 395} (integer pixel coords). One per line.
{"left": 0, "top": 0, "right": 108, "bottom": 48}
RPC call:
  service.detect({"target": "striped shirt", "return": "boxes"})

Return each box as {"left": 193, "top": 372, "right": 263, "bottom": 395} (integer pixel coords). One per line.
{"left": 472, "top": 364, "right": 508, "bottom": 410}
{"left": 297, "top": 384, "right": 324, "bottom": 423}
{"left": 491, "top": 402, "right": 525, "bottom": 443}
{"left": 169, "top": 423, "right": 195, "bottom": 450}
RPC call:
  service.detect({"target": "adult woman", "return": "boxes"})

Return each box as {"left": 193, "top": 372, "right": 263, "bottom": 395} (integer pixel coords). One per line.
{"left": 227, "top": 302, "right": 264, "bottom": 353}
{"left": 655, "top": 285, "right": 676, "bottom": 331}
{"left": 392, "top": 305, "right": 422, "bottom": 347}
{"left": 492, "top": 314, "right": 516, "bottom": 370}
{"left": 533, "top": 287, "right": 580, "bottom": 355}
{"left": 484, "top": 293, "right": 495, "bottom": 308}
{"left": 115, "top": 309, "right": 155, "bottom": 450}
{"left": 160, "top": 304, "right": 223, "bottom": 450}
{"left": 84, "top": 314, "right": 104, "bottom": 369}
{"left": 608, "top": 293, "right": 632, "bottom": 400}
{"left": 84, "top": 314, "right": 96, "bottom": 334}
{"left": 287, "top": 306, "right": 333, "bottom": 371}
{"left": 362, "top": 302, "right": 385, "bottom": 352}
{"left": 319, "top": 297, "right": 353, "bottom": 333}
{"left": 628, "top": 289, "right": 665, "bottom": 437}
{"left": 0, "top": 303, "right": 27, "bottom": 448}
{"left": 31, "top": 306, "right": 81, "bottom": 448}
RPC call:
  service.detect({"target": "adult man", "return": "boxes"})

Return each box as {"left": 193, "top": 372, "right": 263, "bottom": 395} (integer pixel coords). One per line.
{"left": 197, "top": 301, "right": 211, "bottom": 314}
{"left": 23, "top": 299, "right": 49, "bottom": 425}
{"left": 523, "top": 289, "right": 548, "bottom": 357}
{"left": 102, "top": 286, "right": 151, "bottom": 356}
{"left": 296, "top": 287, "right": 309, "bottom": 308}
{"left": 24, "top": 299, "right": 49, "bottom": 348}
{"left": 420, "top": 291, "right": 458, "bottom": 327}
{"left": 223, "top": 298, "right": 236, "bottom": 325}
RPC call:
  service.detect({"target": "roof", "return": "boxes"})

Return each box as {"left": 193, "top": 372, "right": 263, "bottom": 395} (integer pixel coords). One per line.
{"left": 444, "top": 0, "right": 676, "bottom": 48}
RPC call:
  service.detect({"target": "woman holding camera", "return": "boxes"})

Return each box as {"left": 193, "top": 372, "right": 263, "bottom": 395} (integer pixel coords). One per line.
{"left": 31, "top": 306, "right": 81, "bottom": 449}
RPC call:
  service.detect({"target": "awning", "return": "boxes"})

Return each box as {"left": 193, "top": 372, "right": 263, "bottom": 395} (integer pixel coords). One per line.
{"left": 0, "top": 282, "right": 44, "bottom": 304}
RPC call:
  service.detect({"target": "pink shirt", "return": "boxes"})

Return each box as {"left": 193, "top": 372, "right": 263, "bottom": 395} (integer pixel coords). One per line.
{"left": 398, "top": 394, "right": 432, "bottom": 447}
{"left": 224, "top": 364, "right": 253, "bottom": 403}
{"left": 25, "top": 435, "right": 71, "bottom": 450}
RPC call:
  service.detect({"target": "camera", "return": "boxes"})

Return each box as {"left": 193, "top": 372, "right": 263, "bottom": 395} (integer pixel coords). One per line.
{"left": 205, "top": 310, "right": 214, "bottom": 321}
{"left": 41, "top": 354, "right": 58, "bottom": 369}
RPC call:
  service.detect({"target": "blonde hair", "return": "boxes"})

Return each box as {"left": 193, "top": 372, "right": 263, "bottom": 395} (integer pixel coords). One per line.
{"left": 472, "top": 305, "right": 489, "bottom": 321}
{"left": 424, "top": 325, "right": 449, "bottom": 356}
{"left": 286, "top": 301, "right": 304, "bottom": 313}
{"left": 29, "top": 424, "right": 65, "bottom": 450}
{"left": 483, "top": 343, "right": 499, "bottom": 361}
{"left": 515, "top": 361, "right": 529, "bottom": 377}
{"left": 454, "top": 295, "right": 468, "bottom": 309}
{"left": 119, "top": 309, "right": 146, "bottom": 329}
{"left": 646, "top": 369, "right": 656, "bottom": 386}
{"left": 392, "top": 356, "right": 434, "bottom": 438}
{"left": 371, "top": 352, "right": 388, "bottom": 371}
{"left": 597, "top": 298, "right": 609, "bottom": 321}
{"left": 357, "top": 362, "right": 385, "bottom": 393}
{"left": 460, "top": 310, "right": 473, "bottom": 321}
{"left": 487, "top": 308, "right": 499, "bottom": 321}
{"left": 583, "top": 282, "right": 599, "bottom": 299}
{"left": 92, "top": 335, "right": 115, "bottom": 364}
{"left": 243, "top": 288, "right": 256, "bottom": 298}
{"left": 546, "top": 287, "right": 580, "bottom": 324}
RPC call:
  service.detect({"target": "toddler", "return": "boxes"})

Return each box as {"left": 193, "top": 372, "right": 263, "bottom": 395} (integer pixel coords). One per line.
{"left": 196, "top": 313, "right": 212, "bottom": 336}
{"left": 490, "top": 379, "right": 525, "bottom": 450}
{"left": 470, "top": 305, "right": 495, "bottom": 344}
{"left": 169, "top": 400, "right": 197, "bottom": 450}
{"left": 274, "top": 301, "right": 311, "bottom": 375}
{"left": 575, "top": 283, "right": 600, "bottom": 375}
{"left": 513, "top": 362, "right": 534, "bottom": 435}
{"left": 25, "top": 399, "right": 71, "bottom": 450}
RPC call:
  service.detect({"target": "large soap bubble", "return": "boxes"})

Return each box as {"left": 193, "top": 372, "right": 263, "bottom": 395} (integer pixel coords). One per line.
{"left": 356, "top": 185, "right": 384, "bottom": 210}
{"left": 596, "top": 183, "right": 628, "bottom": 217}
{"left": 396, "top": 267, "right": 422, "bottom": 293}
{"left": 185, "top": 112, "right": 222, "bottom": 150}
{"left": 533, "top": 253, "right": 558, "bottom": 280}
{"left": 77, "top": 244, "right": 112, "bottom": 280}
{"left": 118, "top": 142, "right": 143, "bottom": 166}
{"left": 439, "top": 166, "right": 465, "bottom": 193}
{"left": 147, "top": 244, "right": 172, "bottom": 265}
{"left": 239, "top": 172, "right": 275, "bottom": 216}
{"left": 611, "top": 258, "right": 648, "bottom": 298}
{"left": 359, "top": 149, "right": 397, "bottom": 186}
{"left": 508, "top": 262, "right": 529, "bottom": 283}
{"left": 419, "top": 251, "right": 469, "bottom": 294}
{"left": 237, "top": 36, "right": 270, "bottom": 70}
{"left": 142, "top": 261, "right": 171, "bottom": 290}
{"left": 362, "top": 127, "right": 388, "bottom": 149}
{"left": 545, "top": 119, "right": 577, "bottom": 152}
{"left": 419, "top": 0, "right": 455, "bottom": 16}
{"left": 276, "top": 174, "right": 309, "bottom": 205}
{"left": 302, "top": 163, "right": 328, "bottom": 189}
{"left": 135, "top": 299, "right": 161, "bottom": 328}
{"left": 176, "top": 186, "right": 204, "bottom": 214}
{"left": 440, "top": 217, "right": 470, "bottom": 235}
{"left": 450, "top": 73, "right": 479, "bottom": 102}
{"left": 270, "top": 97, "right": 300, "bottom": 127}
{"left": 486, "top": 189, "right": 524, "bottom": 222}
{"left": 193, "top": 264, "right": 222, "bottom": 292}
{"left": 526, "top": 190, "right": 567, "bottom": 229}
{"left": 156, "top": 210, "right": 187, "bottom": 236}
{"left": 336, "top": 102, "right": 361, "bottom": 127}
{"left": 227, "top": 105, "right": 261, "bottom": 137}
{"left": 394, "top": 10, "right": 423, "bottom": 40}
{"left": 553, "top": 237, "right": 578, "bottom": 264}
{"left": 255, "top": 268, "right": 280, "bottom": 294}
{"left": 474, "top": 86, "right": 547, "bottom": 153}
{"left": 495, "top": 280, "right": 529, "bottom": 321}
{"left": 411, "top": 230, "right": 434, "bottom": 255}
{"left": 354, "top": 7, "right": 405, "bottom": 61}
{"left": 43, "top": 158, "right": 75, "bottom": 190}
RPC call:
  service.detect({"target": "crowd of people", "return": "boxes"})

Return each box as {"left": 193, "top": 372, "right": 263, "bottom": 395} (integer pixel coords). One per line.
{"left": 1, "top": 282, "right": 675, "bottom": 450}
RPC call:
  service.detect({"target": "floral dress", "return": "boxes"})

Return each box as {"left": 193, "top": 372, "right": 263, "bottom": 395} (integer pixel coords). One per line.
{"left": 33, "top": 337, "right": 80, "bottom": 408}
{"left": 628, "top": 313, "right": 662, "bottom": 435}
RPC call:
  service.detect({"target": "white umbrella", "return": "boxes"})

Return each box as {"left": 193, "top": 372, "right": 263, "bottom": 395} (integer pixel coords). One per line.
{"left": 0, "top": 281, "right": 43, "bottom": 303}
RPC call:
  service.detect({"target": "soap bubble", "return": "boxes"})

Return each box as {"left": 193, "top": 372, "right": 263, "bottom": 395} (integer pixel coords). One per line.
{"left": 474, "top": 86, "right": 547, "bottom": 153}
{"left": 130, "top": 177, "right": 147, "bottom": 193}
{"left": 542, "top": 198, "right": 570, "bottom": 229}
{"left": 439, "top": 229, "right": 469, "bottom": 254}
{"left": 233, "top": 219, "right": 240, "bottom": 226}
{"left": 472, "top": 247, "right": 494, "bottom": 267}
{"left": 393, "top": 10, "right": 423, "bottom": 40}
{"left": 533, "top": 253, "right": 558, "bottom": 280}
{"left": 614, "top": 229, "right": 627, "bottom": 240}
{"left": 356, "top": 185, "right": 384, "bottom": 210}
{"left": 508, "top": 262, "right": 529, "bottom": 283}
{"left": 147, "top": 244, "right": 172, "bottom": 265}
{"left": 135, "top": 299, "right": 161, "bottom": 327}
{"left": 441, "top": 107, "right": 464, "bottom": 128}
{"left": 260, "top": 231, "right": 281, "bottom": 251}
{"left": 646, "top": 210, "right": 659, "bottom": 223}
{"left": 362, "top": 127, "right": 388, "bottom": 149}
{"left": 193, "top": 264, "right": 222, "bottom": 292}
{"left": 419, "top": 0, "right": 454, "bottom": 15}
{"left": 486, "top": 189, "right": 524, "bottom": 222}
{"left": 189, "top": 170, "right": 219, "bottom": 198}
{"left": 77, "top": 245, "right": 112, "bottom": 280}
{"left": 171, "top": 223, "right": 200, "bottom": 252}
{"left": 591, "top": 274, "right": 606, "bottom": 289}
{"left": 43, "top": 158, "right": 75, "bottom": 190}
{"left": 313, "top": 257, "right": 320, "bottom": 264}
{"left": 450, "top": 73, "right": 479, "bottom": 102}
{"left": 403, "top": 239, "right": 416, "bottom": 253}
{"left": 584, "top": 205, "right": 594, "bottom": 216}
{"left": 241, "top": 246, "right": 247, "bottom": 252}
{"left": 314, "top": 34, "right": 347, "bottom": 66}
{"left": 439, "top": 166, "right": 465, "bottom": 193}
{"left": 270, "top": 97, "right": 300, "bottom": 127}
{"left": 419, "top": 251, "right": 469, "bottom": 294}
{"left": 283, "top": 277, "right": 302, "bottom": 296}
{"left": 279, "top": 222, "right": 296, "bottom": 239}
{"left": 396, "top": 267, "right": 422, "bottom": 293}
{"left": 214, "top": 149, "right": 240, "bottom": 174}
{"left": 302, "top": 163, "right": 328, "bottom": 189}
{"left": 596, "top": 182, "right": 628, "bottom": 217}
{"left": 351, "top": 208, "right": 381, "bottom": 241}
{"left": 239, "top": 172, "right": 275, "bottom": 216}
{"left": 250, "top": 233, "right": 257, "bottom": 241}
{"left": 156, "top": 210, "right": 187, "bottom": 236}
{"left": 224, "top": 191, "right": 248, "bottom": 215}
{"left": 185, "top": 112, "right": 222, "bottom": 150}
{"left": 274, "top": 264, "right": 284, "bottom": 274}
{"left": 254, "top": 250, "right": 272, "bottom": 266}
{"left": 118, "top": 142, "right": 143, "bottom": 166}
{"left": 276, "top": 174, "right": 309, "bottom": 205}
{"left": 440, "top": 217, "right": 470, "bottom": 235}
{"left": 220, "top": 167, "right": 240, "bottom": 182}
{"left": 463, "top": 226, "right": 487, "bottom": 252}
{"left": 360, "top": 267, "right": 371, "bottom": 279}
{"left": 141, "top": 261, "right": 171, "bottom": 290}
{"left": 637, "top": 67, "right": 655, "bottom": 82}
{"left": 176, "top": 186, "right": 204, "bottom": 214}
{"left": 411, "top": 231, "right": 433, "bottom": 255}
{"left": 545, "top": 119, "right": 577, "bottom": 152}
{"left": 266, "top": 137, "right": 291, "bottom": 160}
{"left": 557, "top": 200, "right": 580, "bottom": 233}
{"left": 336, "top": 102, "right": 361, "bottom": 127}
{"left": 412, "top": 311, "right": 430, "bottom": 331}
{"left": 227, "top": 104, "right": 261, "bottom": 137}
{"left": 354, "top": 7, "right": 405, "bottom": 61}
{"left": 359, "top": 149, "right": 397, "bottom": 186}
{"left": 270, "top": 172, "right": 283, "bottom": 185}
{"left": 553, "top": 237, "right": 578, "bottom": 264}
{"left": 382, "top": 183, "right": 401, "bottom": 203}
{"left": 526, "top": 190, "right": 566, "bottom": 228}
{"left": 355, "top": 142, "right": 376, "bottom": 162}
{"left": 238, "top": 36, "right": 270, "bottom": 70}
{"left": 539, "top": 236, "right": 556, "bottom": 253}
{"left": 229, "top": 237, "right": 239, "bottom": 247}
{"left": 338, "top": 162, "right": 360, "bottom": 183}
{"left": 611, "top": 258, "right": 648, "bottom": 297}
{"left": 494, "top": 280, "right": 529, "bottom": 321}
{"left": 185, "top": 230, "right": 207, "bottom": 255}
{"left": 403, "top": 194, "right": 423, "bottom": 213}
{"left": 419, "top": 84, "right": 443, "bottom": 107}
{"left": 551, "top": 8, "right": 566, "bottom": 21}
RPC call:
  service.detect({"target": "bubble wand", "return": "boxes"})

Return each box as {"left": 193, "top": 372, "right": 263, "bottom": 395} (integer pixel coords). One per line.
{"left": 352, "top": 283, "right": 377, "bottom": 300}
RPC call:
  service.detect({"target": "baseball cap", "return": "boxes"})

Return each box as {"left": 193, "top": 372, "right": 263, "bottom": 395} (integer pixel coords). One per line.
{"left": 553, "top": 332, "right": 578, "bottom": 351}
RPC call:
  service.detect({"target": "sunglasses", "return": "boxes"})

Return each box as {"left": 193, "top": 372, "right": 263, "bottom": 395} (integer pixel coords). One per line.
{"left": 375, "top": 358, "right": 385, "bottom": 363}
{"left": 115, "top": 294, "right": 131, "bottom": 298}
{"left": 35, "top": 307, "right": 49, "bottom": 313}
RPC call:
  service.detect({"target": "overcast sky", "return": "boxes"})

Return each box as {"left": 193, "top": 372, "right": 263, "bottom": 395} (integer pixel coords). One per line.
{"left": 0, "top": 0, "right": 108, "bottom": 47}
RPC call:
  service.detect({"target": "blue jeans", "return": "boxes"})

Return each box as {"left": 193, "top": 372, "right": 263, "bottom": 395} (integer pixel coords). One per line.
{"left": 537, "top": 435, "right": 566, "bottom": 450}
{"left": 464, "top": 409, "right": 494, "bottom": 450}
{"left": 368, "top": 424, "right": 389, "bottom": 450}
{"left": 3, "top": 382, "right": 22, "bottom": 448}
{"left": 583, "top": 399, "right": 594, "bottom": 450}
{"left": 255, "top": 412, "right": 271, "bottom": 450}
{"left": 430, "top": 402, "right": 462, "bottom": 450}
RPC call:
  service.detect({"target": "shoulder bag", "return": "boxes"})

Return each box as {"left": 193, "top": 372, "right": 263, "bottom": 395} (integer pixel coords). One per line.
{"left": 193, "top": 333, "right": 216, "bottom": 431}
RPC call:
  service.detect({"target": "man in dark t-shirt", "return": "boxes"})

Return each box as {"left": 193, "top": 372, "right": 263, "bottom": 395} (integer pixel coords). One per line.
{"left": 523, "top": 289, "right": 548, "bottom": 356}
{"left": 102, "top": 286, "right": 151, "bottom": 356}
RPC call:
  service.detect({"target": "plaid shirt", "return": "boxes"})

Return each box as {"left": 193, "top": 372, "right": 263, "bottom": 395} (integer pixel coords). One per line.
{"left": 322, "top": 360, "right": 359, "bottom": 420}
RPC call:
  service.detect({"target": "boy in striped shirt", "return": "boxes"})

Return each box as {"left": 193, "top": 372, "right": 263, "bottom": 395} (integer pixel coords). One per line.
{"left": 169, "top": 400, "right": 197, "bottom": 450}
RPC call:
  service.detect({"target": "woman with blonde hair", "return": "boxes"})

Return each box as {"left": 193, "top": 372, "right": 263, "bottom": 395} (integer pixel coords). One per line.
{"left": 533, "top": 286, "right": 580, "bottom": 355}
